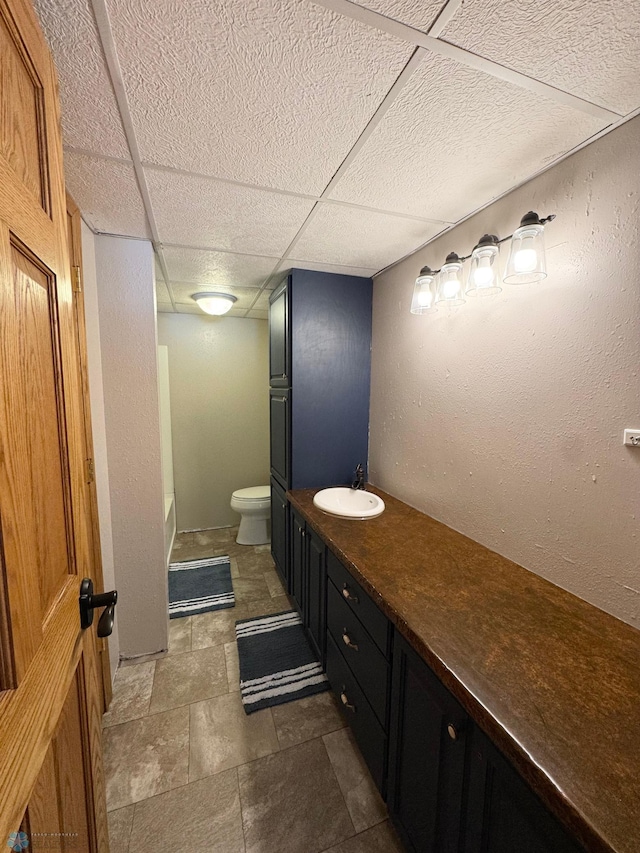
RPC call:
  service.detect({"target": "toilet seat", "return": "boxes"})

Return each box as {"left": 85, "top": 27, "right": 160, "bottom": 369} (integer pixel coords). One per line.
{"left": 231, "top": 486, "right": 270, "bottom": 502}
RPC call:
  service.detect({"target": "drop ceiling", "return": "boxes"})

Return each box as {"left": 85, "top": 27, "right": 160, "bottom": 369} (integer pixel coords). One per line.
{"left": 34, "top": 0, "right": 640, "bottom": 319}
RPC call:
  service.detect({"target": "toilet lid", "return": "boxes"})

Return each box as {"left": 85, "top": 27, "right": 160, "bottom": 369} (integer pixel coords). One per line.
{"left": 233, "top": 486, "right": 270, "bottom": 501}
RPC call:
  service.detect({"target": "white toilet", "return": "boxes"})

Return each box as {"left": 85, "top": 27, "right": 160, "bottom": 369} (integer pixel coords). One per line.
{"left": 230, "top": 485, "right": 271, "bottom": 545}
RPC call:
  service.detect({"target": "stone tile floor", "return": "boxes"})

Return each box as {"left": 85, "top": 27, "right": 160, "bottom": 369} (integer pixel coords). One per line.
{"left": 104, "top": 526, "right": 403, "bottom": 853}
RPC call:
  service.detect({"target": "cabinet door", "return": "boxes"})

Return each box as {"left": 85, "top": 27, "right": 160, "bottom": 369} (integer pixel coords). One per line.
{"left": 306, "top": 528, "right": 326, "bottom": 665}
{"left": 388, "top": 635, "right": 468, "bottom": 853}
{"left": 269, "top": 279, "right": 289, "bottom": 387}
{"left": 464, "top": 727, "right": 584, "bottom": 853}
{"left": 290, "top": 509, "right": 306, "bottom": 616}
{"left": 270, "top": 479, "right": 288, "bottom": 590}
{"left": 270, "top": 389, "right": 289, "bottom": 488}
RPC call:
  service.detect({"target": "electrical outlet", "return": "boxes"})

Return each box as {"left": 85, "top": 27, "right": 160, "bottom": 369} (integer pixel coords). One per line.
{"left": 623, "top": 429, "right": 640, "bottom": 447}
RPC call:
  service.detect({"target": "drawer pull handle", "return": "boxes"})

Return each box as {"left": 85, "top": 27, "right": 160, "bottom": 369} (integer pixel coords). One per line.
{"left": 447, "top": 724, "right": 459, "bottom": 741}
{"left": 342, "top": 631, "right": 359, "bottom": 651}
{"left": 342, "top": 584, "right": 359, "bottom": 604}
{"left": 340, "top": 691, "right": 356, "bottom": 713}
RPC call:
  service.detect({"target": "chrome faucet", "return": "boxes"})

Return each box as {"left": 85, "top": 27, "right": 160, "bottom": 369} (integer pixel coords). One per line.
{"left": 351, "top": 464, "right": 365, "bottom": 490}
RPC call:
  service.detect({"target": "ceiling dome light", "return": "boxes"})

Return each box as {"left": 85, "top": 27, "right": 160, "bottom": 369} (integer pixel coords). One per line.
{"left": 192, "top": 292, "right": 237, "bottom": 315}
{"left": 466, "top": 234, "right": 502, "bottom": 297}
{"left": 436, "top": 253, "right": 465, "bottom": 306}
{"left": 411, "top": 266, "right": 437, "bottom": 314}
{"left": 504, "top": 212, "right": 548, "bottom": 284}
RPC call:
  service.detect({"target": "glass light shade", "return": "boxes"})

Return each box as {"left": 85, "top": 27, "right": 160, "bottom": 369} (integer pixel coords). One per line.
{"left": 466, "top": 237, "right": 502, "bottom": 297}
{"left": 504, "top": 213, "right": 547, "bottom": 284}
{"left": 192, "top": 292, "right": 237, "bottom": 315}
{"left": 435, "top": 253, "right": 465, "bottom": 306}
{"left": 410, "top": 267, "right": 437, "bottom": 314}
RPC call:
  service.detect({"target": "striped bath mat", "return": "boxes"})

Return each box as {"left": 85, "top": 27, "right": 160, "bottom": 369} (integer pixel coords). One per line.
{"left": 168, "top": 555, "right": 234, "bottom": 618}
{"left": 236, "top": 610, "right": 329, "bottom": 714}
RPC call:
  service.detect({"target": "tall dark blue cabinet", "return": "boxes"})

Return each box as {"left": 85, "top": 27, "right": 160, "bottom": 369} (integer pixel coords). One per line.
{"left": 269, "top": 268, "right": 373, "bottom": 587}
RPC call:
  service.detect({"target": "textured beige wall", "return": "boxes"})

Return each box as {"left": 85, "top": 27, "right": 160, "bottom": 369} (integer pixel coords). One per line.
{"left": 157, "top": 313, "right": 270, "bottom": 531}
{"left": 369, "top": 115, "right": 640, "bottom": 629}
{"left": 95, "top": 235, "right": 168, "bottom": 659}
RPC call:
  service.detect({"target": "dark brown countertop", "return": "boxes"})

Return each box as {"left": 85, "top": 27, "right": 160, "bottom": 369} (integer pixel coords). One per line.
{"left": 288, "top": 486, "right": 640, "bottom": 853}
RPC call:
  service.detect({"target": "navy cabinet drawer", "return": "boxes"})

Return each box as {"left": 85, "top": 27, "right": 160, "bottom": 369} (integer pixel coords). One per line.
{"left": 326, "top": 633, "right": 387, "bottom": 794}
{"left": 327, "top": 551, "right": 390, "bottom": 656}
{"left": 327, "top": 580, "right": 389, "bottom": 726}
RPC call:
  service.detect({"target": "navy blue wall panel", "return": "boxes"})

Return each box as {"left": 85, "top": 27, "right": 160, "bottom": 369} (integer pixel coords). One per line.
{"left": 290, "top": 269, "right": 372, "bottom": 490}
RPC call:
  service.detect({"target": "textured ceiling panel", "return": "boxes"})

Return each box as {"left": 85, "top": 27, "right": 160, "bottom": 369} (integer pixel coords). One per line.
{"left": 247, "top": 309, "right": 269, "bottom": 320}
{"left": 146, "top": 169, "right": 314, "bottom": 255}
{"left": 155, "top": 277, "right": 172, "bottom": 303}
{"left": 33, "top": 0, "right": 130, "bottom": 158}
{"left": 64, "top": 151, "right": 150, "bottom": 237}
{"left": 107, "top": 0, "right": 412, "bottom": 194}
{"left": 293, "top": 205, "right": 441, "bottom": 270}
{"left": 442, "top": 0, "right": 640, "bottom": 115}
{"left": 251, "top": 290, "right": 274, "bottom": 311}
{"left": 348, "top": 0, "right": 443, "bottom": 32}
{"left": 278, "top": 258, "right": 379, "bottom": 278}
{"left": 170, "top": 282, "right": 260, "bottom": 309}
{"left": 162, "top": 246, "right": 276, "bottom": 289}
{"left": 329, "top": 53, "right": 607, "bottom": 222}
{"left": 157, "top": 303, "right": 175, "bottom": 313}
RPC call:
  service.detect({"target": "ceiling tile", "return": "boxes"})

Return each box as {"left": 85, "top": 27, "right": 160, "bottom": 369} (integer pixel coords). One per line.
{"left": 251, "top": 291, "right": 273, "bottom": 312}
{"left": 33, "top": 0, "right": 130, "bottom": 158}
{"left": 292, "top": 204, "right": 441, "bottom": 270}
{"left": 247, "top": 309, "right": 269, "bottom": 320}
{"left": 278, "top": 258, "right": 378, "bottom": 279}
{"left": 442, "top": 0, "right": 640, "bottom": 115}
{"left": 157, "top": 303, "right": 175, "bottom": 313}
{"left": 329, "top": 53, "right": 607, "bottom": 222}
{"left": 146, "top": 169, "right": 314, "bottom": 255}
{"left": 162, "top": 246, "right": 277, "bottom": 289}
{"left": 64, "top": 151, "right": 150, "bottom": 238}
{"left": 107, "top": 0, "right": 413, "bottom": 194}
{"left": 348, "top": 0, "right": 443, "bottom": 32}
{"left": 170, "top": 283, "right": 260, "bottom": 310}
{"left": 155, "top": 277, "right": 172, "bottom": 303}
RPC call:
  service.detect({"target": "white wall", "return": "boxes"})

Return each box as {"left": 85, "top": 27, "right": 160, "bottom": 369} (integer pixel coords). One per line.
{"left": 95, "top": 235, "right": 168, "bottom": 659}
{"left": 80, "top": 222, "right": 119, "bottom": 681}
{"left": 157, "top": 313, "right": 270, "bottom": 531}
{"left": 157, "top": 344, "right": 176, "bottom": 565}
{"left": 369, "top": 115, "right": 640, "bottom": 629}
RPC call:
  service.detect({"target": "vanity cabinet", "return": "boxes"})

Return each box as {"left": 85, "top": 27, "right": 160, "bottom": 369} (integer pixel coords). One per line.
{"left": 325, "top": 549, "right": 392, "bottom": 796}
{"left": 270, "top": 479, "right": 288, "bottom": 587}
{"left": 463, "top": 727, "right": 583, "bottom": 853}
{"left": 289, "top": 507, "right": 326, "bottom": 665}
{"left": 269, "top": 279, "right": 289, "bottom": 388}
{"left": 388, "top": 634, "right": 584, "bottom": 853}
{"left": 387, "top": 635, "right": 468, "bottom": 853}
{"left": 268, "top": 268, "right": 372, "bottom": 492}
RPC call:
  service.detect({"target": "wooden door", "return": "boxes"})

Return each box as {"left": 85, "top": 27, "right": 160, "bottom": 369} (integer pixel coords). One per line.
{"left": 0, "top": 0, "right": 109, "bottom": 849}
{"left": 66, "top": 194, "right": 112, "bottom": 712}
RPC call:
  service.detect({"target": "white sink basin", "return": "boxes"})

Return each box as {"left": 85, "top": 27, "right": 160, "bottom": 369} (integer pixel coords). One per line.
{"left": 313, "top": 487, "right": 385, "bottom": 519}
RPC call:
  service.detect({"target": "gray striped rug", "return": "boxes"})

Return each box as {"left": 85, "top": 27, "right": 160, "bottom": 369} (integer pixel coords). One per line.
{"left": 168, "top": 555, "right": 234, "bottom": 618}
{"left": 236, "top": 610, "right": 329, "bottom": 714}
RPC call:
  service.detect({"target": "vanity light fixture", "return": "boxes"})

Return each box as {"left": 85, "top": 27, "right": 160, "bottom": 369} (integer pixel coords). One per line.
{"left": 466, "top": 234, "right": 502, "bottom": 297}
{"left": 504, "top": 211, "right": 549, "bottom": 284}
{"left": 410, "top": 212, "right": 555, "bottom": 315}
{"left": 192, "top": 292, "right": 237, "bottom": 316}
{"left": 410, "top": 266, "right": 437, "bottom": 313}
{"left": 436, "top": 253, "right": 465, "bottom": 306}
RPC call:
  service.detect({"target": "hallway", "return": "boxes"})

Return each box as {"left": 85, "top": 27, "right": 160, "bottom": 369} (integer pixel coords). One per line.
{"left": 102, "top": 528, "right": 402, "bottom": 852}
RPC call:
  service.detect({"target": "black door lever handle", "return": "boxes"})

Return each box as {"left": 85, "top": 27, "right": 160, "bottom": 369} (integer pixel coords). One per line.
{"left": 79, "top": 578, "right": 118, "bottom": 637}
